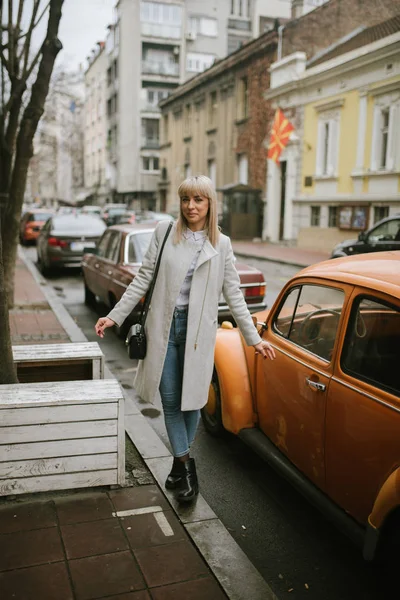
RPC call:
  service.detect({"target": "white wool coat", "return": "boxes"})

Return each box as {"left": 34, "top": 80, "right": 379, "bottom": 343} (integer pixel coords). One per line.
{"left": 107, "top": 220, "right": 261, "bottom": 411}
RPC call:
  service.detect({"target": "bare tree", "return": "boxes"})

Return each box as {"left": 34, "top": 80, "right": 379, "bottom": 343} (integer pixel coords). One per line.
{"left": 0, "top": 0, "right": 64, "bottom": 384}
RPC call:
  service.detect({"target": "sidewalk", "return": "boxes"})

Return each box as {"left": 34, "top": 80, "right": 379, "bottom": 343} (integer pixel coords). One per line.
{"left": 2, "top": 251, "right": 277, "bottom": 600}
{"left": 231, "top": 240, "right": 330, "bottom": 268}
{"left": 10, "top": 258, "right": 69, "bottom": 345}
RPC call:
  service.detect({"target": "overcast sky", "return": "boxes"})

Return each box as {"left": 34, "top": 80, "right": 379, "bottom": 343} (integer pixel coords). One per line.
{"left": 57, "top": 0, "right": 114, "bottom": 71}
{"left": 19, "top": 0, "right": 115, "bottom": 73}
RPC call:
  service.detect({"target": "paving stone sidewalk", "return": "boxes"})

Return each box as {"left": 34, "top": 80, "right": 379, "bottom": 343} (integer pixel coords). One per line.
{"left": 9, "top": 258, "right": 69, "bottom": 345}
{"left": 0, "top": 486, "right": 227, "bottom": 600}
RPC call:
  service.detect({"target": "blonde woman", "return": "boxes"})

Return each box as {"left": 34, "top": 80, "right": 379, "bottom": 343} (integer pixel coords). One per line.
{"left": 95, "top": 175, "right": 275, "bottom": 503}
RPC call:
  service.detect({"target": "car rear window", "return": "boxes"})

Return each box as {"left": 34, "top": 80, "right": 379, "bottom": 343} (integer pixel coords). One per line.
{"left": 29, "top": 213, "right": 53, "bottom": 222}
{"left": 52, "top": 215, "right": 106, "bottom": 235}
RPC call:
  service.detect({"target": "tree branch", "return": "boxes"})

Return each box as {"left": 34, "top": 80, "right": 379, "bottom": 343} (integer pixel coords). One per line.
{"left": 15, "top": 0, "right": 24, "bottom": 35}
{"left": 22, "top": 0, "right": 41, "bottom": 77}
{"left": 8, "top": 0, "right": 14, "bottom": 76}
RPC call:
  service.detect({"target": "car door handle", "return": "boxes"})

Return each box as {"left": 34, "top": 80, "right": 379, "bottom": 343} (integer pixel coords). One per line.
{"left": 306, "top": 378, "right": 326, "bottom": 392}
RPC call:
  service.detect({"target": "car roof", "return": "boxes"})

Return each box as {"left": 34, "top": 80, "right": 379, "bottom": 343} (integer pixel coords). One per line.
{"left": 109, "top": 223, "right": 157, "bottom": 233}
{"left": 297, "top": 251, "right": 400, "bottom": 298}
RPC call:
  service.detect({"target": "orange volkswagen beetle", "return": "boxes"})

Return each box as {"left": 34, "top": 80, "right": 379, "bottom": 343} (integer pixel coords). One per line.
{"left": 203, "top": 251, "right": 400, "bottom": 561}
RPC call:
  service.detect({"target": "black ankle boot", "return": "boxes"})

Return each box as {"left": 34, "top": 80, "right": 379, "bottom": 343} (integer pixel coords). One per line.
{"left": 177, "top": 458, "right": 199, "bottom": 503}
{"left": 165, "top": 458, "right": 185, "bottom": 490}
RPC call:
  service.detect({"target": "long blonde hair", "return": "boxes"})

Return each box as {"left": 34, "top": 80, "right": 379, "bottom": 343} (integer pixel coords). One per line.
{"left": 175, "top": 175, "right": 220, "bottom": 248}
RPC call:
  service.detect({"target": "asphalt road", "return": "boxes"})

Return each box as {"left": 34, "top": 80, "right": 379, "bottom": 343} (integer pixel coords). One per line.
{"left": 26, "top": 247, "right": 386, "bottom": 600}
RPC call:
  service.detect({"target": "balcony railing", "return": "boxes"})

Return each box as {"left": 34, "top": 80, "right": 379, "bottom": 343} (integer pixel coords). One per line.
{"left": 141, "top": 60, "right": 179, "bottom": 77}
{"left": 141, "top": 138, "right": 160, "bottom": 149}
{"left": 141, "top": 22, "right": 181, "bottom": 39}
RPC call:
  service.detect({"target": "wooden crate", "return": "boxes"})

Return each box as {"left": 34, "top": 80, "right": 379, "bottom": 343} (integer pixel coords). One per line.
{"left": 12, "top": 342, "right": 104, "bottom": 383}
{"left": 0, "top": 379, "right": 125, "bottom": 496}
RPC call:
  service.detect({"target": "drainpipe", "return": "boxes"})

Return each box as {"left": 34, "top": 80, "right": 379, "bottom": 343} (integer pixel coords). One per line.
{"left": 277, "top": 24, "right": 285, "bottom": 61}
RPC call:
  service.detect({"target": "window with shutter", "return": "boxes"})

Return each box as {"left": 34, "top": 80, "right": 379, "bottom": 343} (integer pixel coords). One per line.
{"left": 370, "top": 94, "right": 399, "bottom": 172}
{"left": 315, "top": 113, "right": 340, "bottom": 177}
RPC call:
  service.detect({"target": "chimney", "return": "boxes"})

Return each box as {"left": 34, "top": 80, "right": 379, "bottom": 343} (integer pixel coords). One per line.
{"left": 291, "top": 0, "right": 304, "bottom": 19}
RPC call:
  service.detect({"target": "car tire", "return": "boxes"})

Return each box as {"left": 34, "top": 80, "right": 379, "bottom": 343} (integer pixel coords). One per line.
{"left": 37, "top": 252, "right": 52, "bottom": 277}
{"left": 201, "top": 367, "right": 224, "bottom": 436}
{"left": 84, "top": 280, "right": 96, "bottom": 306}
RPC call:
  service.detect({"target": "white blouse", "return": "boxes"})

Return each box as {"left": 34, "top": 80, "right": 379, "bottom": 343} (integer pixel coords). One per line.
{"left": 175, "top": 228, "right": 207, "bottom": 308}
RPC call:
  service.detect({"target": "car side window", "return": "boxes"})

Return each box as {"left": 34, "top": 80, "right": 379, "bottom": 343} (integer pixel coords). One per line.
{"left": 341, "top": 297, "right": 400, "bottom": 397}
{"left": 368, "top": 219, "right": 400, "bottom": 243}
{"left": 273, "top": 284, "right": 345, "bottom": 361}
{"left": 105, "top": 232, "right": 121, "bottom": 263}
{"left": 97, "top": 231, "right": 112, "bottom": 258}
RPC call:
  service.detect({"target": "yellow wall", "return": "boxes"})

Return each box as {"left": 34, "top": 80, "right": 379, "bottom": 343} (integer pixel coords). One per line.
{"left": 302, "top": 90, "right": 360, "bottom": 195}
{"left": 337, "top": 90, "right": 358, "bottom": 194}
{"left": 302, "top": 103, "right": 318, "bottom": 195}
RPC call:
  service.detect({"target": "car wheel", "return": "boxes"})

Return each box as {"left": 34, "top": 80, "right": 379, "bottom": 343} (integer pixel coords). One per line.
{"left": 201, "top": 368, "right": 224, "bottom": 436}
{"left": 37, "top": 251, "right": 52, "bottom": 277}
{"left": 84, "top": 280, "right": 96, "bottom": 306}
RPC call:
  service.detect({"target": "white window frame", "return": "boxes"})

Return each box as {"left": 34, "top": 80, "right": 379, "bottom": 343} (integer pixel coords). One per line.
{"left": 208, "top": 159, "right": 216, "bottom": 186}
{"left": 186, "top": 52, "right": 215, "bottom": 73}
{"left": 237, "top": 153, "right": 248, "bottom": 184}
{"left": 316, "top": 113, "right": 340, "bottom": 178}
{"left": 188, "top": 16, "right": 217, "bottom": 37}
{"left": 370, "top": 94, "right": 399, "bottom": 172}
{"left": 142, "top": 156, "right": 160, "bottom": 172}
{"left": 230, "top": 0, "right": 251, "bottom": 18}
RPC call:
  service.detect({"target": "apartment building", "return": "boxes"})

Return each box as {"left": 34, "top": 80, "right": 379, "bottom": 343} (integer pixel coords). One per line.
{"left": 27, "top": 71, "right": 85, "bottom": 208}
{"left": 99, "top": 0, "right": 290, "bottom": 209}
{"left": 84, "top": 43, "right": 109, "bottom": 205}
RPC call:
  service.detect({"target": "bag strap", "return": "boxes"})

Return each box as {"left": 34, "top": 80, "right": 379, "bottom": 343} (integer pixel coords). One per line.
{"left": 139, "top": 221, "right": 173, "bottom": 326}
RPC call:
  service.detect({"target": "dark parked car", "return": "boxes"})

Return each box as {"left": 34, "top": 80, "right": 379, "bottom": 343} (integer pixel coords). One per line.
{"left": 37, "top": 213, "right": 107, "bottom": 275}
{"left": 81, "top": 224, "right": 266, "bottom": 329}
{"left": 331, "top": 214, "right": 400, "bottom": 258}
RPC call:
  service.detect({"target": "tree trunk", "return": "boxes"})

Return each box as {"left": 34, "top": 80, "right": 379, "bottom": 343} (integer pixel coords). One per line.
{"left": 0, "top": 212, "right": 18, "bottom": 383}
{"left": 2, "top": 0, "right": 64, "bottom": 308}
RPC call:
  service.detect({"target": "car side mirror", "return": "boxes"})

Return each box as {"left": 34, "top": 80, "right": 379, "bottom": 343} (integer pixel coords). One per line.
{"left": 83, "top": 247, "right": 98, "bottom": 255}
{"left": 358, "top": 231, "right": 367, "bottom": 242}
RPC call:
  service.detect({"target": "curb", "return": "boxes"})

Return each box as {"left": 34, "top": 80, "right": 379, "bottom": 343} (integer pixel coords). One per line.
{"left": 233, "top": 250, "right": 309, "bottom": 269}
{"left": 19, "top": 248, "right": 279, "bottom": 600}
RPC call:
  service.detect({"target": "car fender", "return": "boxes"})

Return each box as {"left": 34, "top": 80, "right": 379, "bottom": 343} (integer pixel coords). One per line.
{"left": 363, "top": 467, "right": 400, "bottom": 560}
{"left": 214, "top": 326, "right": 256, "bottom": 435}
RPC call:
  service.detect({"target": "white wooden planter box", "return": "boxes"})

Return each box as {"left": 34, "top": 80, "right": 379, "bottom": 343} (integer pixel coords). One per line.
{"left": 12, "top": 342, "right": 105, "bottom": 383}
{"left": 0, "top": 379, "right": 125, "bottom": 497}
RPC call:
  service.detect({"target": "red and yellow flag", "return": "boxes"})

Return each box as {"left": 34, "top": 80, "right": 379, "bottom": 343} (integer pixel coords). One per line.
{"left": 267, "top": 109, "right": 295, "bottom": 164}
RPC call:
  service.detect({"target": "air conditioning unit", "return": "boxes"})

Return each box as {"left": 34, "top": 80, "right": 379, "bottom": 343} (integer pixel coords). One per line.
{"left": 186, "top": 31, "right": 196, "bottom": 41}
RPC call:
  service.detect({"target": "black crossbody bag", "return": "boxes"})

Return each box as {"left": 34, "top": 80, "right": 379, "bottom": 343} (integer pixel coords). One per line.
{"left": 125, "top": 222, "right": 173, "bottom": 360}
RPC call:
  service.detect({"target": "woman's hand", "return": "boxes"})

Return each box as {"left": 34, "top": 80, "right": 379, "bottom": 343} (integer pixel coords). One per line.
{"left": 95, "top": 317, "right": 115, "bottom": 338}
{"left": 253, "top": 340, "right": 276, "bottom": 360}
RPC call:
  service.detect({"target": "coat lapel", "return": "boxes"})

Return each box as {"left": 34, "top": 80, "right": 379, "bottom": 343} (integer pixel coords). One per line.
{"left": 195, "top": 239, "right": 219, "bottom": 270}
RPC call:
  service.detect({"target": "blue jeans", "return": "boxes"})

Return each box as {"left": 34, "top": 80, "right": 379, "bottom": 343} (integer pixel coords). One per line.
{"left": 159, "top": 307, "right": 200, "bottom": 457}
